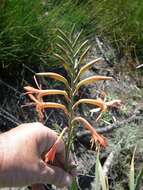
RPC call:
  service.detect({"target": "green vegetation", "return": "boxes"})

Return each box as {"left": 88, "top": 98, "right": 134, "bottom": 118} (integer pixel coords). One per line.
{"left": 0, "top": 0, "right": 142, "bottom": 72}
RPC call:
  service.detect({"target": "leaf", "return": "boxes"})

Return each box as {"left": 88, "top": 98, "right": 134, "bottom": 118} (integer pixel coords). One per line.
{"left": 75, "top": 57, "right": 103, "bottom": 82}
{"left": 98, "top": 159, "right": 109, "bottom": 190}
{"left": 129, "top": 147, "right": 136, "bottom": 190}
{"left": 35, "top": 72, "right": 70, "bottom": 89}
{"left": 72, "top": 98, "right": 107, "bottom": 111}
{"left": 57, "top": 35, "right": 72, "bottom": 54}
{"left": 135, "top": 166, "right": 143, "bottom": 190}
{"left": 56, "top": 43, "right": 70, "bottom": 58}
{"left": 74, "top": 40, "right": 88, "bottom": 58}
{"left": 69, "top": 178, "right": 78, "bottom": 190}
{"left": 54, "top": 53, "right": 71, "bottom": 71}
{"left": 78, "top": 45, "right": 91, "bottom": 65}
{"left": 95, "top": 151, "right": 100, "bottom": 190}
{"left": 72, "top": 30, "right": 83, "bottom": 48}
{"left": 75, "top": 76, "right": 112, "bottom": 92}
{"left": 57, "top": 28, "right": 72, "bottom": 45}
{"left": 70, "top": 24, "right": 76, "bottom": 40}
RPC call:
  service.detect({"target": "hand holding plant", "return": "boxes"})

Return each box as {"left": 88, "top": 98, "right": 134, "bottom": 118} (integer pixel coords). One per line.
{"left": 0, "top": 123, "right": 74, "bottom": 188}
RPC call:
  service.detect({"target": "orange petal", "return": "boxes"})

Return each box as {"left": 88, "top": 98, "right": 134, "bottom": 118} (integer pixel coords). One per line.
{"left": 92, "top": 133, "right": 107, "bottom": 148}
{"left": 72, "top": 117, "right": 107, "bottom": 148}
{"left": 45, "top": 144, "right": 57, "bottom": 163}
{"left": 44, "top": 127, "right": 68, "bottom": 163}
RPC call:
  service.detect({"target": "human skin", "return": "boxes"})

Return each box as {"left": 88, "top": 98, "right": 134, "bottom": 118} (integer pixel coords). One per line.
{"left": 0, "top": 122, "right": 74, "bottom": 188}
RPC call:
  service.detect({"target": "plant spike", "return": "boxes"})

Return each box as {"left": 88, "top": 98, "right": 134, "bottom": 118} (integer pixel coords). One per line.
{"left": 24, "top": 27, "right": 121, "bottom": 178}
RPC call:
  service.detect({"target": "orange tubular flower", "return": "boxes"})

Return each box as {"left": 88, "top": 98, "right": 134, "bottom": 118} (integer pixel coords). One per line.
{"left": 45, "top": 127, "right": 68, "bottom": 163}
{"left": 72, "top": 116, "right": 107, "bottom": 148}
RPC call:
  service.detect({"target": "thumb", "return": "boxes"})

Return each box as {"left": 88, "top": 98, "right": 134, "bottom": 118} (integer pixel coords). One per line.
{"left": 38, "top": 161, "right": 72, "bottom": 188}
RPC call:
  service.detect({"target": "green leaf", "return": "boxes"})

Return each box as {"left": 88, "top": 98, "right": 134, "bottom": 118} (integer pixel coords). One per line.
{"left": 57, "top": 28, "right": 72, "bottom": 46}
{"left": 134, "top": 166, "right": 143, "bottom": 190}
{"left": 54, "top": 53, "right": 71, "bottom": 72}
{"left": 78, "top": 45, "right": 91, "bottom": 65}
{"left": 72, "top": 30, "right": 83, "bottom": 48}
{"left": 69, "top": 178, "right": 78, "bottom": 190}
{"left": 95, "top": 151, "right": 100, "bottom": 190}
{"left": 57, "top": 35, "right": 73, "bottom": 54}
{"left": 74, "top": 40, "right": 88, "bottom": 58}
{"left": 129, "top": 147, "right": 136, "bottom": 190}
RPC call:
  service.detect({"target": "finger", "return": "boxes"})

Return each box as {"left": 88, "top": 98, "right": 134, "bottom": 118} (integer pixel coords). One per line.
{"left": 38, "top": 125, "right": 65, "bottom": 157}
{"left": 39, "top": 163, "right": 72, "bottom": 187}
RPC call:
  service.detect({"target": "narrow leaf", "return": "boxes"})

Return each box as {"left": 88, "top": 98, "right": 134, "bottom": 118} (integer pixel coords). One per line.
{"left": 54, "top": 53, "right": 71, "bottom": 71}
{"left": 74, "top": 40, "right": 88, "bottom": 58}
{"left": 75, "top": 76, "right": 112, "bottom": 92}
{"left": 70, "top": 24, "right": 76, "bottom": 40}
{"left": 78, "top": 46, "right": 91, "bottom": 65}
{"left": 98, "top": 159, "right": 108, "bottom": 190}
{"left": 129, "top": 147, "right": 136, "bottom": 190}
{"left": 135, "top": 166, "right": 143, "bottom": 190}
{"left": 57, "top": 29, "right": 72, "bottom": 45}
{"left": 72, "top": 30, "right": 83, "bottom": 48}
{"left": 35, "top": 72, "right": 70, "bottom": 89}
{"left": 69, "top": 178, "right": 78, "bottom": 190}
{"left": 95, "top": 151, "right": 100, "bottom": 190}
{"left": 57, "top": 35, "right": 72, "bottom": 54}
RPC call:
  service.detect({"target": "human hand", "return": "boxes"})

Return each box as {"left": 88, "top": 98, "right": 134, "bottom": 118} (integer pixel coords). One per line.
{"left": 0, "top": 122, "right": 75, "bottom": 188}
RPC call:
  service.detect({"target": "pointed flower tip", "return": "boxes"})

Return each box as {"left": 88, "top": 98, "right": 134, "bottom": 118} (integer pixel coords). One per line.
{"left": 92, "top": 133, "right": 108, "bottom": 148}
{"left": 45, "top": 144, "right": 57, "bottom": 163}
{"left": 44, "top": 127, "right": 68, "bottom": 163}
